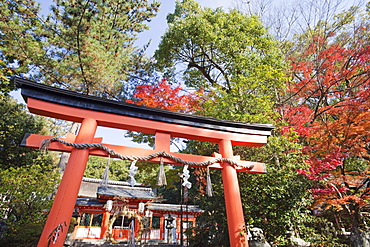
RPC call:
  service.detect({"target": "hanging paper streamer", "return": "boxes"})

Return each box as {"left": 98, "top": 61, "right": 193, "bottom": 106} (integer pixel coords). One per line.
{"left": 100, "top": 155, "right": 111, "bottom": 188}
{"left": 138, "top": 202, "right": 145, "bottom": 213}
{"left": 156, "top": 157, "right": 167, "bottom": 186}
{"left": 128, "top": 160, "right": 138, "bottom": 187}
{"left": 206, "top": 166, "right": 213, "bottom": 197}
{"left": 182, "top": 165, "right": 192, "bottom": 189}
{"left": 105, "top": 200, "right": 113, "bottom": 211}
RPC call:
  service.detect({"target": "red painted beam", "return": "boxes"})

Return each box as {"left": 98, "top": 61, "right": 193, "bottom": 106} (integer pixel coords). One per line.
{"left": 26, "top": 98, "right": 268, "bottom": 147}
{"left": 22, "top": 133, "right": 266, "bottom": 174}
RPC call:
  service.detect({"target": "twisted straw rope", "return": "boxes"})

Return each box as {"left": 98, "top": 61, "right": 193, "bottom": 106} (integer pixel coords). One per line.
{"left": 40, "top": 137, "right": 254, "bottom": 169}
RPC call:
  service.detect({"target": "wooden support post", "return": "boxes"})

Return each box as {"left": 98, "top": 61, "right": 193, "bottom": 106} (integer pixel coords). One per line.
{"left": 37, "top": 118, "right": 97, "bottom": 247}
{"left": 155, "top": 131, "right": 171, "bottom": 152}
{"left": 100, "top": 211, "right": 111, "bottom": 239}
{"left": 219, "top": 139, "right": 248, "bottom": 247}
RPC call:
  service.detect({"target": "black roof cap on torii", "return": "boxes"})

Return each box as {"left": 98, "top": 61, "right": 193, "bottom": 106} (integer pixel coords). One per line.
{"left": 14, "top": 77, "right": 274, "bottom": 136}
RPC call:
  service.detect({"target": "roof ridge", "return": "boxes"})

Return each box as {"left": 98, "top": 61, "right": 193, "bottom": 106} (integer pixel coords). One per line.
{"left": 82, "top": 177, "right": 143, "bottom": 187}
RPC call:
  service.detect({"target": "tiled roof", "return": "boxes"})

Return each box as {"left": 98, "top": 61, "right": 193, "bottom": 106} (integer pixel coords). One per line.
{"left": 76, "top": 198, "right": 105, "bottom": 207}
{"left": 82, "top": 177, "right": 140, "bottom": 186}
{"left": 77, "top": 178, "right": 203, "bottom": 214}
{"left": 147, "top": 203, "right": 203, "bottom": 214}
{"left": 97, "top": 186, "right": 155, "bottom": 200}
{"left": 75, "top": 199, "right": 203, "bottom": 214}
{"left": 78, "top": 177, "right": 154, "bottom": 199}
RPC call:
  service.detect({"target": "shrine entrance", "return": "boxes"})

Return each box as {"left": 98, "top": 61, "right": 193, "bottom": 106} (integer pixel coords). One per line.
{"left": 15, "top": 77, "right": 274, "bottom": 247}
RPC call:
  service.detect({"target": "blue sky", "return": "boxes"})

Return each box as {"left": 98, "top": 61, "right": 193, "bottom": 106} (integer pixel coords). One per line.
{"left": 134, "top": 0, "right": 233, "bottom": 56}
{"left": 10, "top": 1, "right": 232, "bottom": 149}
{"left": 38, "top": 0, "right": 233, "bottom": 56}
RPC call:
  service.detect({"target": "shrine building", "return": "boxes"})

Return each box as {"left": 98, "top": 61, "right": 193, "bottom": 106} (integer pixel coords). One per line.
{"left": 68, "top": 177, "right": 203, "bottom": 245}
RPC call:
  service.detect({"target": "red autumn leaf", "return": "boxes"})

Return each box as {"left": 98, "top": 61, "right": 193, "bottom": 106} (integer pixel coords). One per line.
{"left": 126, "top": 78, "right": 203, "bottom": 113}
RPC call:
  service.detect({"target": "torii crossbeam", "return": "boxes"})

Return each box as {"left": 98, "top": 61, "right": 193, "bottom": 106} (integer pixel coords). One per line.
{"left": 15, "top": 77, "right": 274, "bottom": 247}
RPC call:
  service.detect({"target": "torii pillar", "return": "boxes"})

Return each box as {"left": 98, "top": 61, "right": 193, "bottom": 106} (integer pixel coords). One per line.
{"left": 220, "top": 139, "right": 247, "bottom": 246}
{"left": 15, "top": 77, "right": 274, "bottom": 247}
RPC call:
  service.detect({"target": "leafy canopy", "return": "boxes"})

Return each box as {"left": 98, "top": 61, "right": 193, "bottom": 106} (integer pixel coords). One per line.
{"left": 282, "top": 5, "right": 370, "bottom": 233}
{"left": 0, "top": 94, "right": 60, "bottom": 247}
{"left": 155, "top": 0, "right": 287, "bottom": 123}
{"left": 0, "top": 0, "right": 160, "bottom": 98}
{"left": 153, "top": 1, "right": 313, "bottom": 245}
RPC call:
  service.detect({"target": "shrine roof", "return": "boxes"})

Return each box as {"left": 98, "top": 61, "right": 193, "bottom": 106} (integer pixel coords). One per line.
{"left": 147, "top": 203, "right": 204, "bottom": 214}
{"left": 97, "top": 186, "right": 155, "bottom": 200}
{"left": 74, "top": 199, "right": 204, "bottom": 215}
{"left": 77, "top": 178, "right": 203, "bottom": 213}
{"left": 76, "top": 198, "right": 105, "bottom": 207}
{"left": 79, "top": 177, "right": 155, "bottom": 200}
{"left": 15, "top": 77, "right": 274, "bottom": 136}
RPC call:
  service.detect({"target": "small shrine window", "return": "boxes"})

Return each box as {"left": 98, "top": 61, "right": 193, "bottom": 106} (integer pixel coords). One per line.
{"left": 151, "top": 216, "right": 160, "bottom": 229}
{"left": 112, "top": 216, "right": 134, "bottom": 228}
{"left": 182, "top": 220, "right": 193, "bottom": 229}
{"left": 79, "top": 213, "right": 102, "bottom": 227}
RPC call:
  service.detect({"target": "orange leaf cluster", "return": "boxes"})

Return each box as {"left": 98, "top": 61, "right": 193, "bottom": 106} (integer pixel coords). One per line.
{"left": 126, "top": 79, "right": 203, "bottom": 113}
{"left": 282, "top": 34, "right": 370, "bottom": 215}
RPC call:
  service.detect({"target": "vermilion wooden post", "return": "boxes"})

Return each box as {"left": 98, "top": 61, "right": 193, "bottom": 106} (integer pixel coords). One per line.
{"left": 37, "top": 118, "right": 97, "bottom": 247}
{"left": 219, "top": 139, "right": 248, "bottom": 247}
{"left": 100, "top": 211, "right": 111, "bottom": 239}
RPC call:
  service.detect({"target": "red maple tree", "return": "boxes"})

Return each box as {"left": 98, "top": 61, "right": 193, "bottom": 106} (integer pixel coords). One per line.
{"left": 125, "top": 78, "right": 204, "bottom": 147}
{"left": 282, "top": 34, "right": 370, "bottom": 231}
{"left": 126, "top": 78, "right": 203, "bottom": 113}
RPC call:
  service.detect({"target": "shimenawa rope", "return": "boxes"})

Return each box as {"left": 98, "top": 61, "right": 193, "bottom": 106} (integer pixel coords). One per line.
{"left": 40, "top": 137, "right": 254, "bottom": 169}
{"left": 40, "top": 137, "right": 254, "bottom": 196}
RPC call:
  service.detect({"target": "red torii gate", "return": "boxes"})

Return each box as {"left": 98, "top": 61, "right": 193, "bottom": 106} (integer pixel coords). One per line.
{"left": 15, "top": 77, "right": 274, "bottom": 247}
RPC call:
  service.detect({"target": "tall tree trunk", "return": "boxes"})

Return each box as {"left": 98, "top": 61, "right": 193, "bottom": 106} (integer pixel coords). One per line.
{"left": 350, "top": 228, "right": 370, "bottom": 247}
{"left": 349, "top": 207, "right": 369, "bottom": 247}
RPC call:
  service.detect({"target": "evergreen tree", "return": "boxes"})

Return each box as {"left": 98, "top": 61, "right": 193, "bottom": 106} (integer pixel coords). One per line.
{"left": 0, "top": 95, "right": 60, "bottom": 247}
{"left": 0, "top": 0, "right": 160, "bottom": 99}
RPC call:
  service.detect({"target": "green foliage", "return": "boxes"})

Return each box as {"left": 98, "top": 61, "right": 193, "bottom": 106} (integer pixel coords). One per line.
{"left": 0, "top": 93, "right": 60, "bottom": 246}
{"left": 0, "top": 0, "right": 43, "bottom": 76}
{"left": 84, "top": 156, "right": 131, "bottom": 181}
{"left": 155, "top": 1, "right": 302, "bottom": 244}
{"left": 184, "top": 133, "right": 317, "bottom": 245}
{"left": 0, "top": 94, "right": 46, "bottom": 170}
{"left": 159, "top": 2, "right": 370, "bottom": 245}
{"left": 0, "top": 0, "right": 160, "bottom": 98}
{"left": 138, "top": 163, "right": 181, "bottom": 188}
{"left": 0, "top": 159, "right": 60, "bottom": 247}
{"left": 1, "top": 220, "right": 44, "bottom": 247}
{"left": 155, "top": 0, "right": 287, "bottom": 123}
{"left": 239, "top": 135, "right": 313, "bottom": 243}
{"left": 189, "top": 170, "right": 230, "bottom": 246}
{"left": 41, "top": 0, "right": 160, "bottom": 97}
{"left": 0, "top": 60, "right": 15, "bottom": 94}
